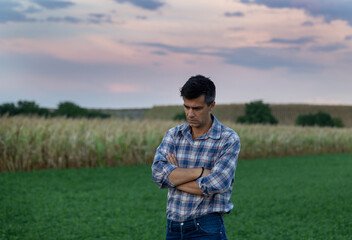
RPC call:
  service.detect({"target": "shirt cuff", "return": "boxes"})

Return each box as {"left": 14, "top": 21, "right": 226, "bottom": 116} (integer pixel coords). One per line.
{"left": 163, "top": 164, "right": 178, "bottom": 188}
{"left": 196, "top": 177, "right": 209, "bottom": 197}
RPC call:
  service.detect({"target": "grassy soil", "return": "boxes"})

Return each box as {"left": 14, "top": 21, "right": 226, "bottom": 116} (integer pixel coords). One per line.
{"left": 1, "top": 153, "right": 351, "bottom": 239}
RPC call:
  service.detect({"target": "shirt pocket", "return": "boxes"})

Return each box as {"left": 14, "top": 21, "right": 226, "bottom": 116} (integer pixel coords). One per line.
{"left": 198, "top": 149, "right": 219, "bottom": 169}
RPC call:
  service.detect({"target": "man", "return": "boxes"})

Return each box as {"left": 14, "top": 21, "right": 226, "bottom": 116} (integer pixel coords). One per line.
{"left": 152, "top": 75, "right": 241, "bottom": 240}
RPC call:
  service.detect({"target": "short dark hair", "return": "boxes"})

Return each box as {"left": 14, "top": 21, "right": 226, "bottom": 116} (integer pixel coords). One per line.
{"left": 180, "top": 75, "right": 216, "bottom": 106}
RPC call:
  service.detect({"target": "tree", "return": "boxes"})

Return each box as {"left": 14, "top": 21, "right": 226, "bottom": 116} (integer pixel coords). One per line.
{"left": 295, "top": 113, "right": 315, "bottom": 126}
{"left": 53, "top": 102, "right": 88, "bottom": 118}
{"left": 53, "top": 101, "right": 111, "bottom": 119}
{"left": 333, "top": 117, "right": 344, "bottom": 128}
{"left": 0, "top": 101, "right": 50, "bottom": 117}
{"left": 296, "top": 111, "right": 343, "bottom": 127}
{"left": 236, "top": 100, "right": 278, "bottom": 124}
{"left": 0, "top": 100, "right": 110, "bottom": 119}
{"left": 17, "top": 101, "right": 50, "bottom": 117}
{"left": 173, "top": 112, "right": 187, "bottom": 121}
{"left": 0, "top": 103, "right": 18, "bottom": 116}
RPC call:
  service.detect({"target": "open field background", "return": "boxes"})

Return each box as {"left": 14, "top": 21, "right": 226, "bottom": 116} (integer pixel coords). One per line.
{"left": 1, "top": 154, "right": 351, "bottom": 240}
{"left": 144, "top": 104, "right": 352, "bottom": 127}
{"left": 97, "top": 103, "right": 352, "bottom": 127}
{"left": 1, "top": 116, "right": 352, "bottom": 172}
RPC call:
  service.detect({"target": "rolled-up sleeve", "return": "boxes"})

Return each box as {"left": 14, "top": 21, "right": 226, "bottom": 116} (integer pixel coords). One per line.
{"left": 196, "top": 135, "right": 240, "bottom": 197}
{"left": 152, "top": 129, "right": 178, "bottom": 189}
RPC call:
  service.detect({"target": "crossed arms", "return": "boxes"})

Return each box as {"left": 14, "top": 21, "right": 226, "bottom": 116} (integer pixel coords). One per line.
{"left": 151, "top": 129, "right": 240, "bottom": 197}
{"left": 152, "top": 149, "right": 236, "bottom": 197}
{"left": 166, "top": 154, "right": 211, "bottom": 195}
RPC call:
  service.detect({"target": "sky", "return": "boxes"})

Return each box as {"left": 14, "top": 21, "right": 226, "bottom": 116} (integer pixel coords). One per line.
{"left": 1, "top": 0, "right": 352, "bottom": 109}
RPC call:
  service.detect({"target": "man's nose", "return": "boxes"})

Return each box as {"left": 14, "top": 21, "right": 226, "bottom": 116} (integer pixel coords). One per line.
{"left": 188, "top": 109, "right": 195, "bottom": 117}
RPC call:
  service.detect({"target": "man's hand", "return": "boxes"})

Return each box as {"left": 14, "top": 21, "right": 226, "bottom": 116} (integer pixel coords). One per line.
{"left": 202, "top": 168, "right": 211, "bottom": 177}
{"left": 166, "top": 153, "right": 212, "bottom": 187}
{"left": 166, "top": 154, "right": 179, "bottom": 167}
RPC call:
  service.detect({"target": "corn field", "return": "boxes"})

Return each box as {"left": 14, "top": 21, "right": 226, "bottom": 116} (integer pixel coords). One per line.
{"left": 1, "top": 116, "right": 352, "bottom": 172}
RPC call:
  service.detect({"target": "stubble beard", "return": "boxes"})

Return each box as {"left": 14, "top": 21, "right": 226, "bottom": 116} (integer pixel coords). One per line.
{"left": 188, "top": 119, "right": 203, "bottom": 129}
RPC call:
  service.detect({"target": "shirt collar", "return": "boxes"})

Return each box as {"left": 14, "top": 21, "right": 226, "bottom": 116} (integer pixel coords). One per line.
{"left": 178, "top": 114, "right": 221, "bottom": 140}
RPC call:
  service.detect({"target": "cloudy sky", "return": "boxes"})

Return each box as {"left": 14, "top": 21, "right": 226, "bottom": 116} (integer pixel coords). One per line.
{"left": 1, "top": 0, "right": 352, "bottom": 109}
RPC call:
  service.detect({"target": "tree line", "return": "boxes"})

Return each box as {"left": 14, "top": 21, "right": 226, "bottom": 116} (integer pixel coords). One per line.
{"left": 174, "top": 100, "right": 344, "bottom": 127}
{"left": 1, "top": 100, "right": 345, "bottom": 127}
{"left": 0, "top": 101, "right": 111, "bottom": 119}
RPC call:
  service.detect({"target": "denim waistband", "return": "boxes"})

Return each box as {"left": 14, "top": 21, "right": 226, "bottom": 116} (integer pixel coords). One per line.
{"left": 167, "top": 213, "right": 224, "bottom": 233}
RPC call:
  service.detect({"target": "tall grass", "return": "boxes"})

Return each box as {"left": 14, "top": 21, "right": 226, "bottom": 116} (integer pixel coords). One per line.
{"left": 0, "top": 116, "right": 174, "bottom": 171}
{"left": 1, "top": 116, "right": 352, "bottom": 172}
{"left": 234, "top": 123, "right": 352, "bottom": 159}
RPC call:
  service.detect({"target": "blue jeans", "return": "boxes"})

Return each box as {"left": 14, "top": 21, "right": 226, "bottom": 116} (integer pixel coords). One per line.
{"left": 166, "top": 213, "right": 227, "bottom": 240}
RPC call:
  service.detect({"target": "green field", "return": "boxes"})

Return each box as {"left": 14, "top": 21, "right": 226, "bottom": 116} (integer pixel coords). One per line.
{"left": 1, "top": 154, "right": 351, "bottom": 240}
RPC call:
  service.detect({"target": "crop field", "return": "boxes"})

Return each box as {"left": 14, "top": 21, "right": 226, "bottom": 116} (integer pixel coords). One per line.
{"left": 1, "top": 116, "right": 352, "bottom": 172}
{"left": 1, "top": 153, "right": 351, "bottom": 239}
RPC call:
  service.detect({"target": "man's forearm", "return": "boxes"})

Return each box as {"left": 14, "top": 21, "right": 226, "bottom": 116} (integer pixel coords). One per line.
{"left": 168, "top": 167, "right": 202, "bottom": 186}
{"left": 176, "top": 181, "right": 203, "bottom": 195}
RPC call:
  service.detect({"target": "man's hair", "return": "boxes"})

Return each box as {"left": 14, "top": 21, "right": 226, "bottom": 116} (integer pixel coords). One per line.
{"left": 180, "top": 75, "right": 216, "bottom": 106}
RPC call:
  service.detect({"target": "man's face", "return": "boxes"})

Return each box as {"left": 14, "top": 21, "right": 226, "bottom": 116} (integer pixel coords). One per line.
{"left": 183, "top": 95, "right": 215, "bottom": 129}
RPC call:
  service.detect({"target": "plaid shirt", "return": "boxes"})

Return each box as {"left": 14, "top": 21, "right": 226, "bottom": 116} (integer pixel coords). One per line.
{"left": 152, "top": 115, "right": 240, "bottom": 222}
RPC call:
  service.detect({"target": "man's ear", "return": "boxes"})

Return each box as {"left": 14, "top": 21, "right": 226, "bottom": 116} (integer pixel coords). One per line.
{"left": 210, "top": 101, "right": 215, "bottom": 111}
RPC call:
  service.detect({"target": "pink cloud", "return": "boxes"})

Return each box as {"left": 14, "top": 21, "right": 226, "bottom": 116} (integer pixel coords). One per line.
{"left": 0, "top": 36, "right": 139, "bottom": 64}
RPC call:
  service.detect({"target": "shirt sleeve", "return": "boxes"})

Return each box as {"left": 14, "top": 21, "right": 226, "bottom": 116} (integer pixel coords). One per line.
{"left": 151, "top": 129, "right": 178, "bottom": 189}
{"left": 196, "top": 134, "right": 240, "bottom": 197}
